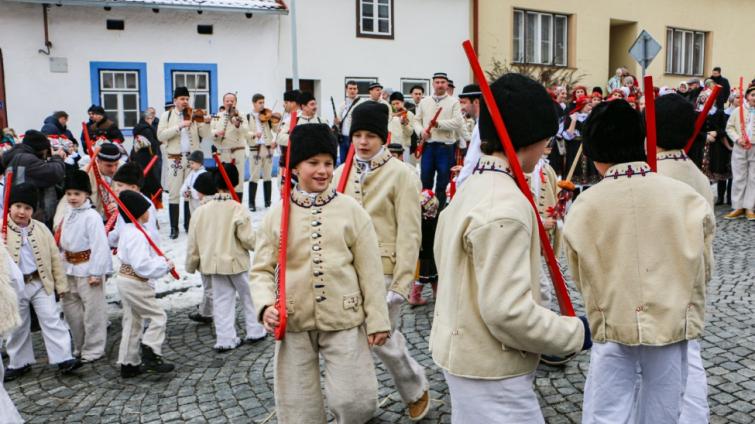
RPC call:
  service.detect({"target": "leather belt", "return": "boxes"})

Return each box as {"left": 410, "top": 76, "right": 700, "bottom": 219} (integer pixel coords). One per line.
{"left": 23, "top": 271, "right": 40, "bottom": 284}
{"left": 230, "top": 147, "right": 245, "bottom": 153}
{"left": 119, "top": 264, "right": 148, "bottom": 283}
{"left": 64, "top": 250, "right": 91, "bottom": 264}
{"left": 168, "top": 153, "right": 187, "bottom": 160}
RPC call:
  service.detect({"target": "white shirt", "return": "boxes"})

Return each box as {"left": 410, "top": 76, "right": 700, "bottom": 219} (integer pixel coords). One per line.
{"left": 117, "top": 224, "right": 170, "bottom": 281}
{"left": 340, "top": 97, "right": 361, "bottom": 136}
{"left": 457, "top": 123, "right": 480, "bottom": 189}
{"left": 17, "top": 226, "right": 37, "bottom": 274}
{"left": 180, "top": 168, "right": 206, "bottom": 202}
{"left": 108, "top": 193, "right": 160, "bottom": 248}
{"left": 60, "top": 200, "right": 113, "bottom": 277}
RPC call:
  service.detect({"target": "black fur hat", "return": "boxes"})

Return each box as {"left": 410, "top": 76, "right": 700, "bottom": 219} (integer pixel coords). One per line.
{"left": 582, "top": 99, "right": 647, "bottom": 164}
{"left": 212, "top": 163, "right": 239, "bottom": 191}
{"left": 113, "top": 162, "right": 145, "bottom": 188}
{"left": 64, "top": 169, "right": 92, "bottom": 194}
{"left": 655, "top": 93, "right": 695, "bottom": 150}
{"left": 118, "top": 190, "right": 150, "bottom": 223}
{"left": 289, "top": 124, "right": 337, "bottom": 168}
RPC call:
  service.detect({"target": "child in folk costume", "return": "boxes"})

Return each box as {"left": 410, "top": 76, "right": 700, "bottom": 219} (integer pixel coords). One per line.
{"left": 563, "top": 100, "right": 715, "bottom": 423}
{"left": 179, "top": 150, "right": 206, "bottom": 215}
{"left": 114, "top": 191, "right": 176, "bottom": 378}
{"left": 4, "top": 183, "right": 81, "bottom": 382}
{"left": 0, "top": 242, "right": 25, "bottom": 423}
{"left": 332, "top": 102, "right": 430, "bottom": 421}
{"left": 251, "top": 124, "right": 391, "bottom": 424}
{"left": 724, "top": 84, "right": 755, "bottom": 220}
{"left": 186, "top": 163, "right": 266, "bottom": 351}
{"left": 187, "top": 172, "right": 217, "bottom": 325}
{"left": 430, "top": 74, "right": 591, "bottom": 423}
{"left": 59, "top": 169, "right": 113, "bottom": 363}
{"left": 655, "top": 93, "right": 717, "bottom": 423}
{"left": 108, "top": 162, "right": 160, "bottom": 247}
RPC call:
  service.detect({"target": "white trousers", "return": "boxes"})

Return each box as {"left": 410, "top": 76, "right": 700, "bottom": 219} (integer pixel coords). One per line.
{"left": 583, "top": 341, "right": 688, "bottom": 424}
{"left": 730, "top": 143, "right": 755, "bottom": 210}
{"left": 274, "top": 326, "right": 378, "bottom": 424}
{"left": 372, "top": 276, "right": 428, "bottom": 404}
{"left": 197, "top": 274, "right": 213, "bottom": 318}
{"left": 61, "top": 276, "right": 107, "bottom": 361}
{"left": 444, "top": 370, "right": 544, "bottom": 424}
{"left": 679, "top": 340, "right": 709, "bottom": 423}
{"left": 0, "top": 353, "right": 24, "bottom": 424}
{"left": 116, "top": 276, "right": 167, "bottom": 366}
{"left": 210, "top": 272, "right": 265, "bottom": 349}
{"left": 6, "top": 279, "right": 73, "bottom": 368}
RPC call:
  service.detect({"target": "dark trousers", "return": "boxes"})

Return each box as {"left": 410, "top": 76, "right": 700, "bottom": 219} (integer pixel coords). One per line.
{"left": 339, "top": 135, "right": 350, "bottom": 165}
{"left": 421, "top": 142, "right": 454, "bottom": 208}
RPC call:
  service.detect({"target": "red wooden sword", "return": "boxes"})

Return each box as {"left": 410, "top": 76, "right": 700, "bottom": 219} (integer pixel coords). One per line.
{"left": 462, "top": 40, "right": 575, "bottom": 316}
{"left": 643, "top": 76, "right": 658, "bottom": 171}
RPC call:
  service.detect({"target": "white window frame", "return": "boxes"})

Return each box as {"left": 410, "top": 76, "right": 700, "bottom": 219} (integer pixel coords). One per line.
{"left": 172, "top": 71, "right": 211, "bottom": 110}
{"left": 665, "top": 28, "right": 705, "bottom": 76}
{"left": 400, "top": 78, "right": 430, "bottom": 97}
{"left": 513, "top": 9, "right": 568, "bottom": 67}
{"left": 357, "top": 0, "right": 393, "bottom": 38}
{"left": 99, "top": 70, "right": 140, "bottom": 129}
{"left": 345, "top": 76, "right": 378, "bottom": 98}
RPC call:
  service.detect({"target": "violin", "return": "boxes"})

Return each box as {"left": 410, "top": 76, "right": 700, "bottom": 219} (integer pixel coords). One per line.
{"left": 270, "top": 112, "right": 282, "bottom": 126}
{"left": 182, "top": 107, "right": 208, "bottom": 123}
{"left": 259, "top": 108, "right": 273, "bottom": 123}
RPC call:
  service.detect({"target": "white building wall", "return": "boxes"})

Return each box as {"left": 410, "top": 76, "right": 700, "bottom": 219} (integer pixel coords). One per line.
{"left": 0, "top": 0, "right": 471, "bottom": 135}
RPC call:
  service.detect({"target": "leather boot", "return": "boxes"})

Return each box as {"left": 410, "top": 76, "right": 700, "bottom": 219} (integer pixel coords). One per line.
{"left": 408, "top": 283, "right": 428, "bottom": 306}
{"left": 248, "top": 181, "right": 258, "bottom": 211}
{"left": 140, "top": 344, "right": 174, "bottom": 374}
{"left": 263, "top": 180, "right": 272, "bottom": 208}
{"left": 183, "top": 201, "right": 191, "bottom": 232}
{"left": 169, "top": 204, "right": 179, "bottom": 239}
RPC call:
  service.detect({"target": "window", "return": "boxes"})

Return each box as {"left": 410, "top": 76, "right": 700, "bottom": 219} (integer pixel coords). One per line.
{"left": 665, "top": 28, "right": 705, "bottom": 76}
{"left": 89, "top": 62, "right": 148, "bottom": 135}
{"left": 163, "top": 63, "right": 218, "bottom": 113}
{"left": 400, "top": 78, "right": 430, "bottom": 97}
{"left": 357, "top": 0, "right": 393, "bottom": 39}
{"left": 345, "top": 77, "right": 378, "bottom": 97}
{"left": 513, "top": 9, "right": 568, "bottom": 66}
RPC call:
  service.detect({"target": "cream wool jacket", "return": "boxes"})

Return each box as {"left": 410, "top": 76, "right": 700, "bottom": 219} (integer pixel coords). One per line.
{"left": 0, "top": 244, "right": 22, "bottom": 335}
{"left": 246, "top": 114, "right": 276, "bottom": 147}
{"left": 413, "top": 95, "right": 464, "bottom": 143}
{"left": 526, "top": 159, "right": 561, "bottom": 255}
{"left": 430, "top": 155, "right": 585, "bottom": 379}
{"left": 725, "top": 104, "right": 754, "bottom": 143}
{"left": 563, "top": 162, "right": 716, "bottom": 346}
{"left": 211, "top": 111, "right": 250, "bottom": 150}
{"left": 6, "top": 219, "right": 68, "bottom": 295}
{"left": 657, "top": 150, "right": 715, "bottom": 208}
{"left": 388, "top": 110, "right": 415, "bottom": 148}
{"left": 250, "top": 187, "right": 391, "bottom": 335}
{"left": 333, "top": 148, "right": 422, "bottom": 299}
{"left": 186, "top": 193, "right": 256, "bottom": 275}
{"left": 157, "top": 109, "right": 211, "bottom": 155}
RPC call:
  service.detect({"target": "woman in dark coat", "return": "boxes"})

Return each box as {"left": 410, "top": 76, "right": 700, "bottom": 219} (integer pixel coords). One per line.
{"left": 131, "top": 114, "right": 163, "bottom": 205}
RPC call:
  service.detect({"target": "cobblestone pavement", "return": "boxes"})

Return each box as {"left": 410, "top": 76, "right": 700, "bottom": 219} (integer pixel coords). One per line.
{"left": 5, "top": 207, "right": 754, "bottom": 423}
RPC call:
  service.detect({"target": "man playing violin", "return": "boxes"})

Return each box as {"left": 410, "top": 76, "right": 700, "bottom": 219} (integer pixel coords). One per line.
{"left": 211, "top": 93, "right": 250, "bottom": 202}
{"left": 246, "top": 94, "right": 276, "bottom": 211}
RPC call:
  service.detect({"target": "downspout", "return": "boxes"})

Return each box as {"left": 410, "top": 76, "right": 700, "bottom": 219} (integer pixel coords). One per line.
{"left": 38, "top": 4, "right": 52, "bottom": 55}
{"left": 289, "top": 0, "right": 300, "bottom": 90}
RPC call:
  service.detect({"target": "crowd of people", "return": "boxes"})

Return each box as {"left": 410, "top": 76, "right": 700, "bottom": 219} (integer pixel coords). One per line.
{"left": 0, "top": 63, "right": 752, "bottom": 424}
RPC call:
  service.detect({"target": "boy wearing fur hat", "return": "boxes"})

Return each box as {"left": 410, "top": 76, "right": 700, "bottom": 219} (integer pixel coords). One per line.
{"left": 109, "top": 162, "right": 159, "bottom": 247}
{"left": 186, "top": 163, "right": 266, "bottom": 351}
{"left": 332, "top": 101, "right": 429, "bottom": 420}
{"left": 114, "top": 190, "right": 176, "bottom": 378}
{"left": 157, "top": 86, "right": 211, "bottom": 240}
{"left": 251, "top": 123, "right": 390, "bottom": 424}
{"left": 431, "top": 74, "right": 591, "bottom": 423}
{"left": 655, "top": 93, "right": 716, "bottom": 422}
{"left": 273, "top": 90, "right": 301, "bottom": 166}
{"left": 180, "top": 150, "right": 207, "bottom": 215}
{"left": 563, "top": 100, "right": 715, "bottom": 423}
{"left": 187, "top": 172, "right": 217, "bottom": 324}
{"left": 389, "top": 92, "right": 415, "bottom": 160}
{"left": 59, "top": 169, "right": 113, "bottom": 363}
{"left": 724, "top": 84, "right": 755, "bottom": 220}
{"left": 3, "top": 183, "right": 81, "bottom": 382}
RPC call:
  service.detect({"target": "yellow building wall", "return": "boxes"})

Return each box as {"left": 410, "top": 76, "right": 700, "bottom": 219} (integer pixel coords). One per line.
{"left": 477, "top": 0, "right": 755, "bottom": 91}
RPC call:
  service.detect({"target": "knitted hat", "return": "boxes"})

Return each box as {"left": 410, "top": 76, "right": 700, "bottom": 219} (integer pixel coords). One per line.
{"left": 458, "top": 84, "right": 481, "bottom": 99}
{"left": 9, "top": 183, "right": 38, "bottom": 211}
{"left": 389, "top": 91, "right": 405, "bottom": 103}
{"left": 90, "top": 106, "right": 106, "bottom": 116}
{"left": 289, "top": 124, "right": 337, "bottom": 168}
{"left": 212, "top": 163, "right": 239, "bottom": 191}
{"left": 478, "top": 73, "right": 558, "bottom": 151}
{"left": 655, "top": 93, "right": 695, "bottom": 150}
{"left": 193, "top": 171, "right": 217, "bottom": 196}
{"left": 113, "top": 162, "right": 145, "bottom": 188}
{"left": 173, "top": 86, "right": 190, "bottom": 99}
{"left": 297, "top": 91, "right": 315, "bottom": 106}
{"left": 64, "top": 169, "right": 92, "bottom": 194}
{"left": 188, "top": 150, "right": 204, "bottom": 164}
{"left": 22, "top": 130, "right": 51, "bottom": 153}
{"left": 387, "top": 143, "right": 404, "bottom": 154}
{"left": 97, "top": 142, "right": 121, "bottom": 162}
{"left": 582, "top": 99, "right": 647, "bottom": 164}
{"left": 118, "top": 190, "right": 150, "bottom": 223}
{"left": 350, "top": 101, "right": 389, "bottom": 144}
{"left": 283, "top": 90, "right": 300, "bottom": 102}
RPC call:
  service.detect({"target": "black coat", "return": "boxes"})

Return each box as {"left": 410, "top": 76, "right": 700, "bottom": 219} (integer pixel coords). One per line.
{"left": 0, "top": 144, "right": 66, "bottom": 189}
{"left": 131, "top": 118, "right": 162, "bottom": 198}
{"left": 710, "top": 75, "right": 731, "bottom": 109}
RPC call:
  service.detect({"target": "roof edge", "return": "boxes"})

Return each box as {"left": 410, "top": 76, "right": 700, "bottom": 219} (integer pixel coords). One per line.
{"left": 9, "top": 0, "right": 289, "bottom": 15}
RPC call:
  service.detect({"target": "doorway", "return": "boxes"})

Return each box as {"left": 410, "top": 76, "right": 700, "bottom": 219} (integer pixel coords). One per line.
{"left": 285, "top": 78, "right": 315, "bottom": 96}
{"left": 608, "top": 20, "right": 638, "bottom": 81}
